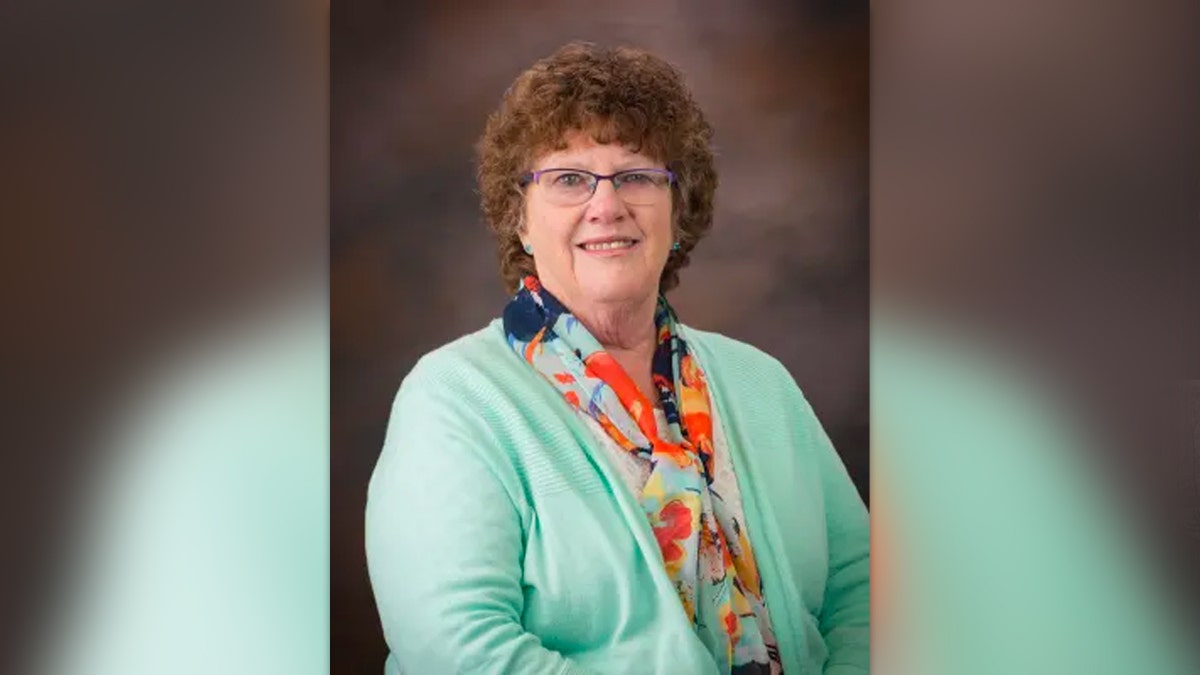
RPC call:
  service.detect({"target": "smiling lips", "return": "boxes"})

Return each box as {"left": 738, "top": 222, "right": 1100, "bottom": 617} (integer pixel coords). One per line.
{"left": 578, "top": 237, "right": 639, "bottom": 253}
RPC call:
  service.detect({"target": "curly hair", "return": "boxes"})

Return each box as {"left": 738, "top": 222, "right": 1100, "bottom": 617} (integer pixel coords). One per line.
{"left": 475, "top": 41, "right": 718, "bottom": 294}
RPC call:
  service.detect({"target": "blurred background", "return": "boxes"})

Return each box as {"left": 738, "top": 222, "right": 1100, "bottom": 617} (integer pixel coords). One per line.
{"left": 872, "top": 0, "right": 1200, "bottom": 671}
{"left": 332, "top": 1, "right": 868, "bottom": 671}
{"left": 2, "top": 4, "right": 329, "bottom": 674}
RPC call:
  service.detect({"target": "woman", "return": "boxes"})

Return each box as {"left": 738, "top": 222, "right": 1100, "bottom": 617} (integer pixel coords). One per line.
{"left": 366, "top": 42, "right": 869, "bottom": 674}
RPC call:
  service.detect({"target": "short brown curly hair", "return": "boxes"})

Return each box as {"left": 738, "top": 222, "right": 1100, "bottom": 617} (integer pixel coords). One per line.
{"left": 476, "top": 41, "right": 717, "bottom": 294}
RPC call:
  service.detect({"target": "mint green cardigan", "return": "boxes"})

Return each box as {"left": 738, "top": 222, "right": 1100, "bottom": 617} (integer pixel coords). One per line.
{"left": 365, "top": 320, "right": 870, "bottom": 674}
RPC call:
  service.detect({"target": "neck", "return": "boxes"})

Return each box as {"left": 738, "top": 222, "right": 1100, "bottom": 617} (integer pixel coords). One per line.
{"left": 574, "top": 294, "right": 660, "bottom": 404}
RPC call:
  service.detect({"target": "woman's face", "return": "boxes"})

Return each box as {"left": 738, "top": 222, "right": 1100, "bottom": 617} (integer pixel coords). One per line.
{"left": 521, "top": 130, "right": 674, "bottom": 312}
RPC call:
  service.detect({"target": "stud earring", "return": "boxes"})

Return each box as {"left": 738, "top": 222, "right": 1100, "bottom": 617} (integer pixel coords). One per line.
{"left": 523, "top": 243, "right": 533, "bottom": 254}
{"left": 671, "top": 241, "right": 681, "bottom": 251}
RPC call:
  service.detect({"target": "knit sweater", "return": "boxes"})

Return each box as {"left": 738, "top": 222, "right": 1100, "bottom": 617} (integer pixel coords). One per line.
{"left": 365, "top": 319, "right": 869, "bottom": 674}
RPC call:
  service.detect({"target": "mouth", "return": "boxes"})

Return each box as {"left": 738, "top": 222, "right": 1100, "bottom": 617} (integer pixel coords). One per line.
{"left": 576, "top": 237, "right": 640, "bottom": 253}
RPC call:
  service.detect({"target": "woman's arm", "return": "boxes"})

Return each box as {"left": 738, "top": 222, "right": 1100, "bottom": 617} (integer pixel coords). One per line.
{"left": 366, "top": 359, "right": 592, "bottom": 675}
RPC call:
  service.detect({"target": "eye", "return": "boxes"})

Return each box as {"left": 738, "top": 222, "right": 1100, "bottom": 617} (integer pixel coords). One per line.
{"left": 619, "top": 170, "right": 668, "bottom": 187}
{"left": 551, "top": 171, "right": 588, "bottom": 187}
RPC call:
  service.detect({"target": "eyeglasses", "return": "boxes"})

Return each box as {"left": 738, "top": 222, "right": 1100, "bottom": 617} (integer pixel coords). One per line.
{"left": 518, "top": 168, "right": 676, "bottom": 206}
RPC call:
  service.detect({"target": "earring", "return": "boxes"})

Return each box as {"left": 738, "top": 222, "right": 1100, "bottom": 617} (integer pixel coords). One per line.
{"left": 671, "top": 241, "right": 681, "bottom": 251}
{"left": 523, "top": 243, "right": 533, "bottom": 254}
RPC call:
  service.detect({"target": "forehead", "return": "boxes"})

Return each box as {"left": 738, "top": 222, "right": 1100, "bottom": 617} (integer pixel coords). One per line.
{"left": 533, "top": 129, "right": 660, "bottom": 169}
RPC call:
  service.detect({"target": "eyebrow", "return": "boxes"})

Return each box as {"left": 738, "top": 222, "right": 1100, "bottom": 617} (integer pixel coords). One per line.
{"left": 534, "top": 160, "right": 661, "bottom": 172}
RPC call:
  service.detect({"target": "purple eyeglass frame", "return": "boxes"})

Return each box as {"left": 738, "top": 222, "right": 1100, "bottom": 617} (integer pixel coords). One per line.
{"left": 517, "top": 167, "right": 676, "bottom": 192}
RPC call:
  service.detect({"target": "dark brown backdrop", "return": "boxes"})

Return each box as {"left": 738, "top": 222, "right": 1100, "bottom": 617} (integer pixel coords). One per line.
{"left": 332, "top": 2, "right": 868, "bottom": 671}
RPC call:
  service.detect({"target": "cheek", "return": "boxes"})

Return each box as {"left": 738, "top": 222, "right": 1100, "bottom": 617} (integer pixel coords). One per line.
{"left": 527, "top": 207, "right": 581, "bottom": 246}
{"left": 643, "top": 207, "right": 674, "bottom": 247}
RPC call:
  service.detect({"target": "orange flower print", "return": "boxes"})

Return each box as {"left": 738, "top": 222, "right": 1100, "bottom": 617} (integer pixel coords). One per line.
{"left": 681, "top": 410, "right": 712, "bottom": 443}
{"left": 583, "top": 352, "right": 666, "bottom": 440}
{"left": 652, "top": 499, "right": 695, "bottom": 576}
{"left": 652, "top": 440, "right": 696, "bottom": 470}
{"left": 553, "top": 372, "right": 575, "bottom": 384}
{"left": 652, "top": 372, "right": 672, "bottom": 392}
{"left": 729, "top": 525, "right": 763, "bottom": 597}
{"left": 719, "top": 601, "right": 740, "bottom": 642}
{"left": 582, "top": 351, "right": 629, "bottom": 390}
{"left": 721, "top": 533, "right": 736, "bottom": 570}
{"left": 679, "top": 353, "right": 708, "bottom": 389}
{"left": 523, "top": 326, "right": 546, "bottom": 363}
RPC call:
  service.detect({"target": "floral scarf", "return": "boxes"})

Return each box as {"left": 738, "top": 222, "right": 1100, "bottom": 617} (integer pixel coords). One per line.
{"left": 503, "top": 276, "right": 777, "bottom": 673}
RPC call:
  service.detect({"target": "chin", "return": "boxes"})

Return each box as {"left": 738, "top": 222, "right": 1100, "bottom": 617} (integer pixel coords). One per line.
{"left": 582, "top": 278, "right": 656, "bottom": 305}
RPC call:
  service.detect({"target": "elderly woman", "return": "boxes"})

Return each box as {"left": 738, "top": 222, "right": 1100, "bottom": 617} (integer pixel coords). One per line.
{"left": 366, "top": 42, "right": 869, "bottom": 674}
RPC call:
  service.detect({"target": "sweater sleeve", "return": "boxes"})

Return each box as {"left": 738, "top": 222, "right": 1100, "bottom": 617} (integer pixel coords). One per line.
{"left": 365, "top": 356, "right": 594, "bottom": 675}
{"left": 804, "top": 400, "right": 871, "bottom": 675}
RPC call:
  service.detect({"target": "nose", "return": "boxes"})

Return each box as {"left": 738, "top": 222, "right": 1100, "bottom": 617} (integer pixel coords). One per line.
{"left": 585, "top": 178, "right": 628, "bottom": 222}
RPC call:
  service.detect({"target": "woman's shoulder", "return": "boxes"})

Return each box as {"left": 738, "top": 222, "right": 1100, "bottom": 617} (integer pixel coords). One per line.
{"left": 680, "top": 324, "right": 799, "bottom": 392}
{"left": 391, "top": 319, "right": 532, "bottom": 413}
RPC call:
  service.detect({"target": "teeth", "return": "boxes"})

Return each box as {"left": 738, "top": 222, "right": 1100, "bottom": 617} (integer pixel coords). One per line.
{"left": 582, "top": 240, "right": 635, "bottom": 251}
